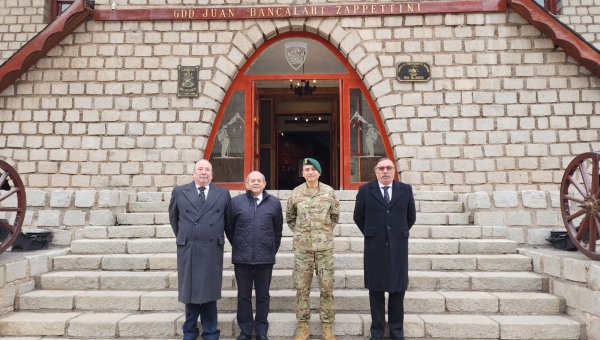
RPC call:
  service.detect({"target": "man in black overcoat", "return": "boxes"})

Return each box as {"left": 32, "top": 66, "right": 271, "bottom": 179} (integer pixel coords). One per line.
{"left": 225, "top": 171, "right": 283, "bottom": 340}
{"left": 169, "top": 159, "right": 231, "bottom": 340}
{"left": 353, "top": 157, "right": 416, "bottom": 340}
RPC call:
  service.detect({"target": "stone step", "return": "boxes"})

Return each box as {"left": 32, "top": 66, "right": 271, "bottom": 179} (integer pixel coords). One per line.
{"left": 69, "top": 237, "right": 517, "bottom": 255}
{"left": 82, "top": 224, "right": 508, "bottom": 240}
{"left": 53, "top": 253, "right": 532, "bottom": 272}
{"left": 38, "top": 270, "right": 546, "bottom": 292}
{"left": 116, "top": 211, "right": 471, "bottom": 226}
{"left": 18, "top": 290, "right": 561, "bottom": 314}
{"left": 0, "top": 311, "right": 581, "bottom": 339}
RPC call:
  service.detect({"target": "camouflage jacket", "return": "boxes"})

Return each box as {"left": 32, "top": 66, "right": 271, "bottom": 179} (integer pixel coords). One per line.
{"left": 286, "top": 182, "right": 340, "bottom": 251}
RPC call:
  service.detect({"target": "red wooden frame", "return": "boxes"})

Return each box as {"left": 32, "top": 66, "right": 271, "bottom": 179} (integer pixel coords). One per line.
{"left": 205, "top": 32, "right": 396, "bottom": 190}
{"left": 51, "top": 0, "right": 75, "bottom": 20}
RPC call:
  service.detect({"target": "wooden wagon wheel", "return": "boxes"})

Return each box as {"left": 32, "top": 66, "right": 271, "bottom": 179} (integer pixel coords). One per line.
{"left": 0, "top": 159, "right": 27, "bottom": 254}
{"left": 560, "top": 152, "right": 600, "bottom": 260}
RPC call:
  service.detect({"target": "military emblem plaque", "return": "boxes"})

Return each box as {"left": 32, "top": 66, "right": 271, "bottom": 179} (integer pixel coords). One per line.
{"left": 396, "top": 62, "right": 431, "bottom": 82}
{"left": 177, "top": 65, "right": 199, "bottom": 97}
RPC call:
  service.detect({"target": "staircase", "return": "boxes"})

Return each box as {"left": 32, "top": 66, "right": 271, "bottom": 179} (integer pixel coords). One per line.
{"left": 0, "top": 190, "right": 584, "bottom": 339}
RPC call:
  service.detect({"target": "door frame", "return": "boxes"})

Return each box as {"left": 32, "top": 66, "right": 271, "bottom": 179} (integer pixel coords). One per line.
{"left": 205, "top": 31, "right": 396, "bottom": 189}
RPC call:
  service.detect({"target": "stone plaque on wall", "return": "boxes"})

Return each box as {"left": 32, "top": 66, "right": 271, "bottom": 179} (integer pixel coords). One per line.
{"left": 396, "top": 62, "right": 431, "bottom": 82}
{"left": 177, "top": 65, "right": 199, "bottom": 97}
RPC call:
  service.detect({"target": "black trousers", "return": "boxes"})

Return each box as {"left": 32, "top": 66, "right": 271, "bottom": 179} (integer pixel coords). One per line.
{"left": 234, "top": 263, "right": 274, "bottom": 336}
{"left": 369, "top": 290, "right": 405, "bottom": 340}
{"left": 182, "top": 301, "right": 219, "bottom": 340}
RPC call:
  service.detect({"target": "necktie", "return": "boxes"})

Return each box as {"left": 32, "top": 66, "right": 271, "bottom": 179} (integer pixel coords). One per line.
{"left": 383, "top": 186, "right": 390, "bottom": 205}
{"left": 254, "top": 197, "right": 259, "bottom": 212}
{"left": 198, "top": 187, "right": 206, "bottom": 209}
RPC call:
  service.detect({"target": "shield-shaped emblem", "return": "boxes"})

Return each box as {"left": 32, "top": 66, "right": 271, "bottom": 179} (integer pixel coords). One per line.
{"left": 284, "top": 41, "right": 308, "bottom": 71}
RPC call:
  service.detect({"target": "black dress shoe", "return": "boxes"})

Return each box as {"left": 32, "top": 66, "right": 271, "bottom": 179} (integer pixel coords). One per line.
{"left": 236, "top": 334, "right": 251, "bottom": 340}
{"left": 256, "top": 336, "right": 269, "bottom": 340}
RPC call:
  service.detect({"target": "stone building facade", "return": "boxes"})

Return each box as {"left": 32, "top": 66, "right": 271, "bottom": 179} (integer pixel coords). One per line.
{"left": 0, "top": 0, "right": 599, "bottom": 192}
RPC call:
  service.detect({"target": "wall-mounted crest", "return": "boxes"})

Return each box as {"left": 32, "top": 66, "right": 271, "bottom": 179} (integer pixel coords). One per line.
{"left": 284, "top": 41, "right": 308, "bottom": 70}
{"left": 396, "top": 62, "right": 431, "bottom": 82}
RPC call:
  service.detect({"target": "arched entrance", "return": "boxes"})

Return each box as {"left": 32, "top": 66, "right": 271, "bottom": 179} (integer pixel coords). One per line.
{"left": 205, "top": 32, "right": 395, "bottom": 190}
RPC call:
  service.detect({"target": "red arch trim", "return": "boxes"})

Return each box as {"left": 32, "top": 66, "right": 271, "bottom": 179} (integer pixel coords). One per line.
{"left": 205, "top": 31, "right": 396, "bottom": 189}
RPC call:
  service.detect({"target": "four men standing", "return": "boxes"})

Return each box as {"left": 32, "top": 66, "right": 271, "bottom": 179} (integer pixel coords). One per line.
{"left": 169, "top": 157, "right": 413, "bottom": 340}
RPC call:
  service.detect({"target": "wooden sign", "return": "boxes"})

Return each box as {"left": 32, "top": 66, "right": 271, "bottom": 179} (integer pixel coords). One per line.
{"left": 396, "top": 62, "right": 431, "bottom": 82}
{"left": 94, "top": 0, "right": 505, "bottom": 21}
{"left": 177, "top": 65, "right": 199, "bottom": 97}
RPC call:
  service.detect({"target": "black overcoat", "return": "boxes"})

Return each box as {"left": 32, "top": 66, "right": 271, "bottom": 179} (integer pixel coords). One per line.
{"left": 169, "top": 182, "right": 231, "bottom": 304}
{"left": 353, "top": 180, "right": 416, "bottom": 292}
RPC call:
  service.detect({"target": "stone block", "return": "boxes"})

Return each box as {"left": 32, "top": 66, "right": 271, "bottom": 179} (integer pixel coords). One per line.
{"left": 83, "top": 227, "right": 107, "bottom": 239}
{"left": 101, "top": 254, "right": 148, "bottom": 270}
{"left": 420, "top": 202, "right": 463, "bottom": 213}
{"left": 51, "top": 230, "right": 72, "bottom": 246}
{"left": 49, "top": 190, "right": 74, "bottom": 208}
{"left": 70, "top": 239, "right": 126, "bottom": 254}
{"left": 0, "top": 284, "right": 16, "bottom": 310}
{"left": 522, "top": 190, "right": 547, "bottom": 208}
{"left": 449, "top": 212, "right": 472, "bottom": 224}
{"left": 148, "top": 254, "right": 177, "bottom": 270}
{"left": 156, "top": 225, "right": 175, "bottom": 238}
{"left": 409, "top": 239, "right": 459, "bottom": 254}
{"left": 492, "top": 191, "right": 518, "bottom": 208}
{"left": 578, "top": 287, "right": 600, "bottom": 316}
{"left": 476, "top": 255, "right": 532, "bottom": 271}
{"left": 62, "top": 211, "right": 86, "bottom": 227}
{"left": 467, "top": 191, "right": 491, "bottom": 209}
{"left": 137, "top": 192, "right": 164, "bottom": 202}
{"left": 117, "top": 213, "right": 154, "bottom": 225}
{"left": 430, "top": 226, "right": 480, "bottom": 239}
{"left": 563, "top": 257, "right": 588, "bottom": 282}
{"left": 98, "top": 190, "right": 121, "bottom": 207}
{"left": 440, "top": 291, "right": 498, "bottom": 312}
{"left": 67, "top": 313, "right": 129, "bottom": 337}
{"left": 474, "top": 211, "right": 504, "bottom": 226}
{"left": 430, "top": 255, "right": 476, "bottom": 270}
{"left": 25, "top": 253, "right": 51, "bottom": 276}
{"left": 140, "top": 291, "right": 182, "bottom": 311}
{"left": 415, "top": 213, "right": 448, "bottom": 225}
{"left": 74, "top": 291, "right": 143, "bottom": 310}
{"left": 467, "top": 272, "right": 543, "bottom": 291}
{"left": 5, "top": 260, "right": 28, "bottom": 282}
{"left": 89, "top": 210, "right": 116, "bottom": 226}
{"left": 53, "top": 255, "right": 102, "bottom": 270}
{"left": 505, "top": 227, "right": 525, "bottom": 243}
{"left": 489, "top": 315, "right": 580, "bottom": 339}
{"left": 536, "top": 210, "right": 561, "bottom": 226}
{"left": 26, "top": 190, "right": 47, "bottom": 207}
{"left": 37, "top": 210, "right": 60, "bottom": 227}
{"left": 100, "top": 272, "right": 170, "bottom": 290}
{"left": 404, "top": 292, "right": 445, "bottom": 313}
{"left": 408, "top": 271, "right": 469, "bottom": 290}
{"left": 589, "top": 262, "right": 600, "bottom": 291}
{"left": 74, "top": 190, "right": 97, "bottom": 207}
{"left": 506, "top": 211, "right": 532, "bottom": 226}
{"left": 127, "top": 239, "right": 176, "bottom": 254}
{"left": 414, "top": 191, "right": 456, "bottom": 201}
{"left": 107, "top": 225, "right": 156, "bottom": 238}
{"left": 40, "top": 271, "right": 101, "bottom": 290}
{"left": 118, "top": 313, "right": 180, "bottom": 337}
{"left": 552, "top": 280, "right": 578, "bottom": 308}
{"left": 459, "top": 239, "right": 516, "bottom": 254}
{"left": 18, "top": 290, "right": 81, "bottom": 310}
{"left": 527, "top": 228, "right": 553, "bottom": 245}
{"left": 0, "top": 312, "right": 80, "bottom": 336}
{"left": 493, "top": 292, "right": 559, "bottom": 314}
{"left": 420, "top": 314, "right": 499, "bottom": 338}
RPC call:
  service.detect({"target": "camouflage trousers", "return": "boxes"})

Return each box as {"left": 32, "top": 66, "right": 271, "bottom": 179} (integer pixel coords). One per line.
{"left": 293, "top": 249, "right": 335, "bottom": 323}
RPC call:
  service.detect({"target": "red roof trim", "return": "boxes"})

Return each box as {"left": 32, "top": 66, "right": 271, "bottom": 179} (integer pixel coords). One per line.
{"left": 508, "top": 0, "right": 600, "bottom": 78}
{"left": 0, "top": 0, "right": 93, "bottom": 94}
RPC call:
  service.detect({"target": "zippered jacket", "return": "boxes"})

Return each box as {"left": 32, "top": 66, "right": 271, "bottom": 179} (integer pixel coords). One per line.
{"left": 225, "top": 190, "right": 283, "bottom": 265}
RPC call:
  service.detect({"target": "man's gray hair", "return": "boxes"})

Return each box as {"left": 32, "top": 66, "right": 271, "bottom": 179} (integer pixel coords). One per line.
{"left": 245, "top": 171, "right": 266, "bottom": 183}
{"left": 374, "top": 157, "right": 394, "bottom": 170}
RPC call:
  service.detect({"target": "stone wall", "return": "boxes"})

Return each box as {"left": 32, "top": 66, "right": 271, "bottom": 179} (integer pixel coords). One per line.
{"left": 465, "top": 190, "right": 564, "bottom": 245}
{"left": 0, "top": 189, "right": 129, "bottom": 246}
{"left": 0, "top": 249, "right": 68, "bottom": 314}
{"left": 0, "top": 4, "right": 599, "bottom": 192}
{"left": 558, "top": 0, "right": 600, "bottom": 45}
{"left": 0, "top": 0, "right": 50, "bottom": 64}
{"left": 519, "top": 248, "right": 600, "bottom": 340}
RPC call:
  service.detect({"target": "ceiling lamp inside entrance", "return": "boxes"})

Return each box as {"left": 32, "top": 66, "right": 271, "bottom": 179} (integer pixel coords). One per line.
{"left": 290, "top": 79, "right": 316, "bottom": 97}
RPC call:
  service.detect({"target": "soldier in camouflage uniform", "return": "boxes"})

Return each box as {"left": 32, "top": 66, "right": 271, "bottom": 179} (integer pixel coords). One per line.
{"left": 286, "top": 158, "right": 340, "bottom": 340}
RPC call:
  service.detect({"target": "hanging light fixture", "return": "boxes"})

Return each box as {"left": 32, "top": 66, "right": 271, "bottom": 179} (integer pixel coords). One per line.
{"left": 290, "top": 79, "right": 316, "bottom": 98}
{"left": 293, "top": 115, "right": 324, "bottom": 127}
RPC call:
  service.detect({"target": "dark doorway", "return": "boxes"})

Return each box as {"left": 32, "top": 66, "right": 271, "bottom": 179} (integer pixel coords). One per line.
{"left": 277, "top": 131, "right": 331, "bottom": 190}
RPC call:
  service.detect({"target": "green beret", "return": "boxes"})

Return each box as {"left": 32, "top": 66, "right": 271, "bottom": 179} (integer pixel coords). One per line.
{"left": 303, "top": 158, "right": 321, "bottom": 173}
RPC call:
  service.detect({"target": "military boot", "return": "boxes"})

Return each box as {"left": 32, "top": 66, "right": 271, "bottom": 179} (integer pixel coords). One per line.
{"left": 294, "top": 321, "right": 309, "bottom": 340}
{"left": 322, "top": 322, "right": 336, "bottom": 340}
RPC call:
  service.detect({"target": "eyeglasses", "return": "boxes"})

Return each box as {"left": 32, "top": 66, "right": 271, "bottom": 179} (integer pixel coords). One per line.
{"left": 376, "top": 166, "right": 395, "bottom": 171}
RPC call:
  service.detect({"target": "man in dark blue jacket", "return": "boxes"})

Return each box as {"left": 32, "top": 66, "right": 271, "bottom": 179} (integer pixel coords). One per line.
{"left": 225, "top": 171, "right": 283, "bottom": 340}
